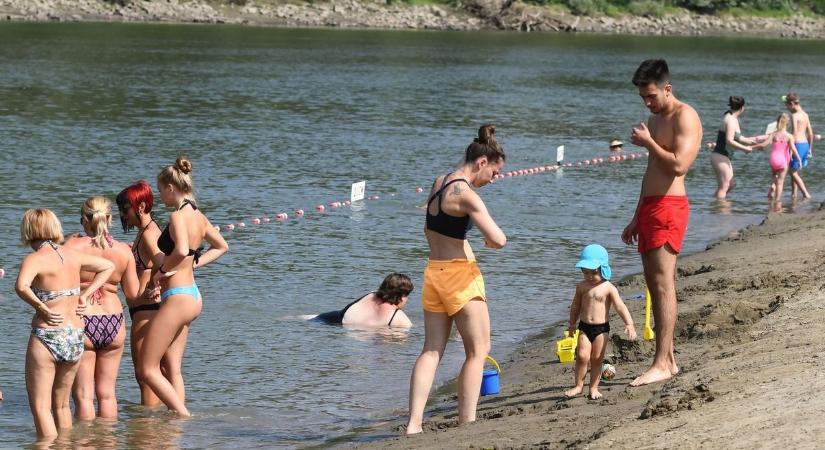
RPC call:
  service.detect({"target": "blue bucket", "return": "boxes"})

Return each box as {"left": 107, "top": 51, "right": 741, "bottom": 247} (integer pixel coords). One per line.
{"left": 480, "top": 356, "right": 501, "bottom": 396}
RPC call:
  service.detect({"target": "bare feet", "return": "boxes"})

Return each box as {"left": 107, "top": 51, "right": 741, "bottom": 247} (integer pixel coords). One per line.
{"left": 629, "top": 366, "right": 673, "bottom": 387}
{"left": 405, "top": 423, "right": 423, "bottom": 435}
{"left": 588, "top": 388, "right": 602, "bottom": 400}
{"left": 564, "top": 385, "right": 583, "bottom": 398}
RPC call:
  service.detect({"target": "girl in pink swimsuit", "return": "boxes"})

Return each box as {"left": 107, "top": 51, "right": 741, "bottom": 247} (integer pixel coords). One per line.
{"left": 758, "top": 113, "right": 801, "bottom": 204}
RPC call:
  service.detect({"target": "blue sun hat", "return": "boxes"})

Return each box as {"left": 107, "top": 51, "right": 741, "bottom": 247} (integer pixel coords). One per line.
{"left": 575, "top": 244, "right": 612, "bottom": 280}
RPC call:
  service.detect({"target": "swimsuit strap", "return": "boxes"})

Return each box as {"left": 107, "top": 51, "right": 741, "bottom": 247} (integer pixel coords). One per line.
{"left": 38, "top": 240, "right": 64, "bottom": 264}
{"left": 179, "top": 199, "right": 198, "bottom": 211}
{"left": 388, "top": 308, "right": 400, "bottom": 327}
{"left": 134, "top": 219, "right": 155, "bottom": 247}
{"left": 426, "top": 174, "right": 471, "bottom": 208}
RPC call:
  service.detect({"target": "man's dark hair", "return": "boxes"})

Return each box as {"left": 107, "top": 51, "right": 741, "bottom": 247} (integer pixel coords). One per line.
{"left": 632, "top": 59, "right": 671, "bottom": 87}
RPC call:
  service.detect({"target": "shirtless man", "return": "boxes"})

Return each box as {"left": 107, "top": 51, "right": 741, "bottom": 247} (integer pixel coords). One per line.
{"left": 621, "top": 59, "right": 702, "bottom": 386}
{"left": 785, "top": 92, "right": 813, "bottom": 199}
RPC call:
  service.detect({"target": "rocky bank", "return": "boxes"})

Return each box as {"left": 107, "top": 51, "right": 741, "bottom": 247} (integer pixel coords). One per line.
{"left": 2, "top": 0, "right": 825, "bottom": 39}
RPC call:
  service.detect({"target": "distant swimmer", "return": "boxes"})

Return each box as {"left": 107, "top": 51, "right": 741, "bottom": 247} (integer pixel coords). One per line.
{"left": 311, "top": 273, "right": 413, "bottom": 328}
{"left": 709, "top": 96, "right": 764, "bottom": 199}
{"left": 752, "top": 113, "right": 803, "bottom": 205}
{"left": 406, "top": 124, "right": 506, "bottom": 434}
{"left": 609, "top": 139, "right": 624, "bottom": 152}
{"left": 784, "top": 92, "right": 814, "bottom": 199}
{"left": 622, "top": 59, "right": 702, "bottom": 387}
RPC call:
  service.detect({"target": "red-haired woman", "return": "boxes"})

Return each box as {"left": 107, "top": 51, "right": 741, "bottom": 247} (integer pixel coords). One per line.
{"left": 116, "top": 181, "right": 168, "bottom": 407}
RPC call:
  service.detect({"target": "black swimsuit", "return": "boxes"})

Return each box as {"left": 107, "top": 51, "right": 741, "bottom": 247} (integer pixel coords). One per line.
{"left": 315, "top": 293, "right": 400, "bottom": 326}
{"left": 157, "top": 200, "right": 203, "bottom": 264}
{"left": 578, "top": 321, "right": 610, "bottom": 342}
{"left": 713, "top": 130, "right": 731, "bottom": 159}
{"left": 425, "top": 173, "right": 474, "bottom": 240}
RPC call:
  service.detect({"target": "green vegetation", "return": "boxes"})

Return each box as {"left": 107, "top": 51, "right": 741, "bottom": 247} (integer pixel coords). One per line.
{"left": 528, "top": 0, "right": 825, "bottom": 16}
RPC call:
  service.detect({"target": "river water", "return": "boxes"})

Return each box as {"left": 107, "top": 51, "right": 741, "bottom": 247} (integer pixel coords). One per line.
{"left": 0, "top": 23, "right": 823, "bottom": 448}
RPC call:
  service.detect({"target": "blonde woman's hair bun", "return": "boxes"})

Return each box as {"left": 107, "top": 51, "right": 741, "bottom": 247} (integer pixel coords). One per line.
{"left": 175, "top": 157, "right": 192, "bottom": 175}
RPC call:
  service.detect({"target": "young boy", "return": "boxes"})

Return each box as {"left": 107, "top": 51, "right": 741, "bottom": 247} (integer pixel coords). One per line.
{"left": 564, "top": 244, "right": 637, "bottom": 399}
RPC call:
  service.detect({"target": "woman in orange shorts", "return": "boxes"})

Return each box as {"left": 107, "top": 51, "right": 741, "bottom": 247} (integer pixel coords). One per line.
{"left": 405, "top": 124, "right": 507, "bottom": 434}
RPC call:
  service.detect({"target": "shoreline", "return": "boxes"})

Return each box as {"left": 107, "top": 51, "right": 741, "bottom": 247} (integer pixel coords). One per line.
{"left": 351, "top": 201, "right": 825, "bottom": 448}
{"left": 2, "top": 0, "right": 825, "bottom": 39}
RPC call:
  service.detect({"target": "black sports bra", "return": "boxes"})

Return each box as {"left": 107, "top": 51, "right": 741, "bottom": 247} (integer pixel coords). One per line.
{"left": 158, "top": 200, "right": 202, "bottom": 264}
{"left": 426, "top": 174, "right": 473, "bottom": 240}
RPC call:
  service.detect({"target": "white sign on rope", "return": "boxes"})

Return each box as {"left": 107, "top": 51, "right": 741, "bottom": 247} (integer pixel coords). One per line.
{"left": 351, "top": 181, "right": 366, "bottom": 202}
{"left": 556, "top": 145, "right": 564, "bottom": 164}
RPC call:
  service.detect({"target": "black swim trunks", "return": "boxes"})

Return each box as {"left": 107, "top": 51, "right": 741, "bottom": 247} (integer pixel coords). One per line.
{"left": 578, "top": 321, "right": 610, "bottom": 342}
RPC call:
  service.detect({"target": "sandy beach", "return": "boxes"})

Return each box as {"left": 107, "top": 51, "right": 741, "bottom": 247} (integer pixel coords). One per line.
{"left": 356, "top": 203, "right": 825, "bottom": 449}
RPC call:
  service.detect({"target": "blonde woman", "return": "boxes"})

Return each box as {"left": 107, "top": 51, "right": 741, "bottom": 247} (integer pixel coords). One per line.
{"left": 138, "top": 157, "right": 229, "bottom": 416}
{"left": 406, "top": 125, "right": 507, "bottom": 434}
{"left": 115, "top": 180, "right": 167, "bottom": 407}
{"left": 15, "top": 209, "right": 113, "bottom": 438}
{"left": 64, "top": 196, "right": 140, "bottom": 419}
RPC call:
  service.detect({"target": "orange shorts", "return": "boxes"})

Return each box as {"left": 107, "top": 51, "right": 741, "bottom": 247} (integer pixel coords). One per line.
{"left": 422, "top": 259, "right": 486, "bottom": 316}
{"left": 637, "top": 195, "right": 690, "bottom": 254}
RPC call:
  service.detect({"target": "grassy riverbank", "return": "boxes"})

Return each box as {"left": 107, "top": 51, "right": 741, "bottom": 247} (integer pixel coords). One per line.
{"left": 2, "top": 0, "right": 825, "bottom": 38}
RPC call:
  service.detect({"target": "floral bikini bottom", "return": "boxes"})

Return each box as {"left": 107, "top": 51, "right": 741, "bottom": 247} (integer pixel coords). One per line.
{"left": 31, "top": 327, "right": 85, "bottom": 363}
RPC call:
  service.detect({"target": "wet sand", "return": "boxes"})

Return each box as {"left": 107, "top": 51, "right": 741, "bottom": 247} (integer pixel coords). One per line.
{"left": 356, "top": 203, "right": 825, "bottom": 449}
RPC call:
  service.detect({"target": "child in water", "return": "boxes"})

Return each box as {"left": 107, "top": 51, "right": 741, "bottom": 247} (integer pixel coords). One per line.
{"left": 753, "top": 112, "right": 805, "bottom": 203}
{"left": 564, "top": 244, "right": 637, "bottom": 400}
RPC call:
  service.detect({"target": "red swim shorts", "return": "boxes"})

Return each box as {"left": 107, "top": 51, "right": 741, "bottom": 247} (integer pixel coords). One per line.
{"left": 637, "top": 195, "right": 690, "bottom": 254}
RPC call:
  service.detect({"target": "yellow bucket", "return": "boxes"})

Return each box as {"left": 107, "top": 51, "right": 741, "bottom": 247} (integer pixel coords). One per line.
{"left": 556, "top": 330, "right": 579, "bottom": 363}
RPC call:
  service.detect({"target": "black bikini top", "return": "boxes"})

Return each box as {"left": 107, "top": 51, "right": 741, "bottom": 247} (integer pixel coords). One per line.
{"left": 426, "top": 173, "right": 473, "bottom": 240}
{"left": 157, "top": 200, "right": 203, "bottom": 264}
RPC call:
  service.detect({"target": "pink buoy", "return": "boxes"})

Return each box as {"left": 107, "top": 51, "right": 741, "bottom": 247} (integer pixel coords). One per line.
{"left": 630, "top": 154, "right": 637, "bottom": 160}
{"left": 591, "top": 159, "right": 598, "bottom": 164}
{"left": 598, "top": 158, "right": 604, "bottom": 163}
{"left": 0, "top": 268, "right": 5, "bottom": 278}
{"left": 262, "top": 217, "right": 271, "bottom": 223}
{"left": 295, "top": 209, "right": 305, "bottom": 216}
{"left": 577, "top": 162, "right": 582, "bottom": 166}
{"left": 343, "top": 200, "right": 351, "bottom": 206}
{"left": 416, "top": 187, "right": 424, "bottom": 193}
{"left": 815, "top": 134, "right": 821, "bottom": 141}
{"left": 251, "top": 218, "right": 261, "bottom": 225}
{"left": 237, "top": 222, "right": 245, "bottom": 228}
{"left": 276, "top": 213, "right": 288, "bottom": 221}
{"left": 583, "top": 160, "right": 590, "bottom": 165}
{"left": 316, "top": 204, "right": 325, "bottom": 212}
{"left": 214, "top": 225, "right": 221, "bottom": 231}
{"left": 226, "top": 224, "right": 235, "bottom": 231}
{"left": 330, "top": 202, "right": 340, "bottom": 208}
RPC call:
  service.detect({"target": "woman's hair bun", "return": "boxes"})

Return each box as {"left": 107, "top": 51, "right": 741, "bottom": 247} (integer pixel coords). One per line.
{"left": 175, "top": 157, "right": 192, "bottom": 175}
{"left": 476, "top": 124, "right": 496, "bottom": 145}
